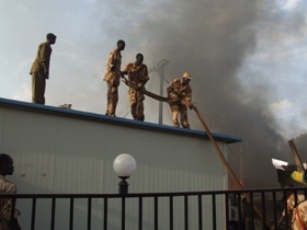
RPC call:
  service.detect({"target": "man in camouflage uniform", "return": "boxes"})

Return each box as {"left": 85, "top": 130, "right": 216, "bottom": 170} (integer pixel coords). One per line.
{"left": 280, "top": 166, "right": 307, "bottom": 229}
{"left": 291, "top": 199, "right": 307, "bottom": 229}
{"left": 0, "top": 153, "right": 21, "bottom": 230}
{"left": 30, "top": 33, "right": 57, "bottom": 105}
{"left": 123, "top": 53, "right": 149, "bottom": 121}
{"left": 103, "top": 40, "right": 126, "bottom": 117}
{"left": 167, "top": 72, "right": 193, "bottom": 128}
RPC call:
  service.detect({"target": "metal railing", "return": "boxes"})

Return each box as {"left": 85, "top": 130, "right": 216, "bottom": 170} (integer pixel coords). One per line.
{"left": 2, "top": 187, "right": 307, "bottom": 230}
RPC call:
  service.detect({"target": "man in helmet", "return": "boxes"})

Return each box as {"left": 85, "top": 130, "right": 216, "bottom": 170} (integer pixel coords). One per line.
{"left": 122, "top": 53, "right": 149, "bottom": 121}
{"left": 103, "top": 39, "right": 126, "bottom": 117}
{"left": 167, "top": 72, "right": 193, "bottom": 128}
{"left": 30, "top": 33, "right": 57, "bottom": 105}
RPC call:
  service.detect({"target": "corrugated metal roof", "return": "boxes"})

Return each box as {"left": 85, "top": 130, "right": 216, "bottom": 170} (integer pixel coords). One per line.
{"left": 0, "top": 97, "right": 241, "bottom": 144}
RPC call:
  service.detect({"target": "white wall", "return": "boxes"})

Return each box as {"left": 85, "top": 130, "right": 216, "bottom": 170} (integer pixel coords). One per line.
{"left": 0, "top": 99, "right": 240, "bottom": 230}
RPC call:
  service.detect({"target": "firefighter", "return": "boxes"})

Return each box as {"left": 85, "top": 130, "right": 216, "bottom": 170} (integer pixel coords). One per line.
{"left": 103, "top": 40, "right": 126, "bottom": 117}
{"left": 167, "top": 72, "right": 193, "bottom": 128}
{"left": 122, "top": 53, "right": 149, "bottom": 121}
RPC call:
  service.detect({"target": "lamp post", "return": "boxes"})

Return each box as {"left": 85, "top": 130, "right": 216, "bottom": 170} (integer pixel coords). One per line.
{"left": 113, "top": 153, "right": 136, "bottom": 195}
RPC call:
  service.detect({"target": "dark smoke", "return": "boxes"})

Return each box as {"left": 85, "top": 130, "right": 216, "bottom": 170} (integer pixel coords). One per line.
{"left": 94, "top": 0, "right": 306, "bottom": 188}
{"left": 136, "top": 0, "right": 285, "bottom": 188}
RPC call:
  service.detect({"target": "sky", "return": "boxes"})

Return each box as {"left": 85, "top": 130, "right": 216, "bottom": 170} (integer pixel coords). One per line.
{"left": 1, "top": 0, "right": 307, "bottom": 188}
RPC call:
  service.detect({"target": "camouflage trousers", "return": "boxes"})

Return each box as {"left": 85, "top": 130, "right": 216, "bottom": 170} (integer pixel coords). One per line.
{"left": 31, "top": 71, "right": 46, "bottom": 105}
{"left": 169, "top": 102, "right": 190, "bottom": 128}
{"left": 129, "top": 88, "right": 145, "bottom": 121}
{"left": 105, "top": 80, "right": 119, "bottom": 116}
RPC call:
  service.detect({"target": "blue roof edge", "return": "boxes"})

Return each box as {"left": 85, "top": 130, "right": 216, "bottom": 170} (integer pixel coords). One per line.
{"left": 0, "top": 97, "right": 241, "bottom": 144}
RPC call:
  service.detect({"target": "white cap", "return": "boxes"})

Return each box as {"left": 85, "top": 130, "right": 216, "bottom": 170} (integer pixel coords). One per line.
{"left": 182, "top": 72, "right": 192, "bottom": 80}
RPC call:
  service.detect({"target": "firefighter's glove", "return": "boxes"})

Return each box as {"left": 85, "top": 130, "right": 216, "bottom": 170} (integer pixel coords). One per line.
{"left": 188, "top": 104, "right": 194, "bottom": 110}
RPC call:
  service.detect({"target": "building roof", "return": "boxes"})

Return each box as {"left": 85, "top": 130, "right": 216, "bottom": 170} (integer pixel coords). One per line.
{"left": 0, "top": 97, "right": 241, "bottom": 144}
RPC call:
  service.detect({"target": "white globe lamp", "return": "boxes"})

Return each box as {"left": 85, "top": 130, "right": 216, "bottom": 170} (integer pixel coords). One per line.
{"left": 113, "top": 153, "right": 136, "bottom": 194}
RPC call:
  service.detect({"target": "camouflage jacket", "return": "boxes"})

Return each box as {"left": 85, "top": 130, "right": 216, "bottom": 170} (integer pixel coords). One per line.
{"left": 30, "top": 41, "right": 52, "bottom": 79}
{"left": 123, "top": 63, "right": 149, "bottom": 88}
{"left": 103, "top": 49, "right": 122, "bottom": 83}
{"left": 167, "top": 78, "right": 192, "bottom": 104}
{"left": 0, "top": 175, "right": 20, "bottom": 228}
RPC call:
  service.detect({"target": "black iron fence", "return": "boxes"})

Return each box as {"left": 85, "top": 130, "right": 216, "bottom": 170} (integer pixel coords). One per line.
{"left": 3, "top": 187, "right": 307, "bottom": 230}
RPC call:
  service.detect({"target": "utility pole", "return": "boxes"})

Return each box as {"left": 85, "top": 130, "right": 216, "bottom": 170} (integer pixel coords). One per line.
{"left": 149, "top": 59, "right": 170, "bottom": 125}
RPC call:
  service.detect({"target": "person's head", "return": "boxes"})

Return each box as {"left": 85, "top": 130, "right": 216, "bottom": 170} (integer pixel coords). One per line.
{"left": 182, "top": 72, "right": 191, "bottom": 85}
{"left": 117, "top": 39, "right": 126, "bottom": 51}
{"left": 0, "top": 153, "right": 14, "bottom": 176}
{"left": 135, "top": 53, "right": 144, "bottom": 65}
{"left": 46, "top": 33, "right": 57, "bottom": 45}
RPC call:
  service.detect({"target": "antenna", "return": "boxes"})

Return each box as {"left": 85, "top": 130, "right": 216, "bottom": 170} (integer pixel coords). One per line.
{"left": 149, "top": 59, "right": 170, "bottom": 124}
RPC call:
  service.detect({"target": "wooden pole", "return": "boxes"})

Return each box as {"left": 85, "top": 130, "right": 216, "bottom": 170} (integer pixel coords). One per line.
{"left": 192, "top": 105, "right": 274, "bottom": 229}
{"left": 288, "top": 140, "right": 304, "bottom": 172}
{"left": 192, "top": 106, "right": 242, "bottom": 188}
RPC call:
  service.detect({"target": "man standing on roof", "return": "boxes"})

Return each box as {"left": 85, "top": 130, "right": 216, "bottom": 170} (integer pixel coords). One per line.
{"left": 167, "top": 72, "right": 193, "bottom": 128}
{"left": 122, "top": 53, "right": 149, "bottom": 121}
{"left": 103, "top": 40, "right": 126, "bottom": 117}
{"left": 30, "top": 33, "right": 57, "bottom": 105}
